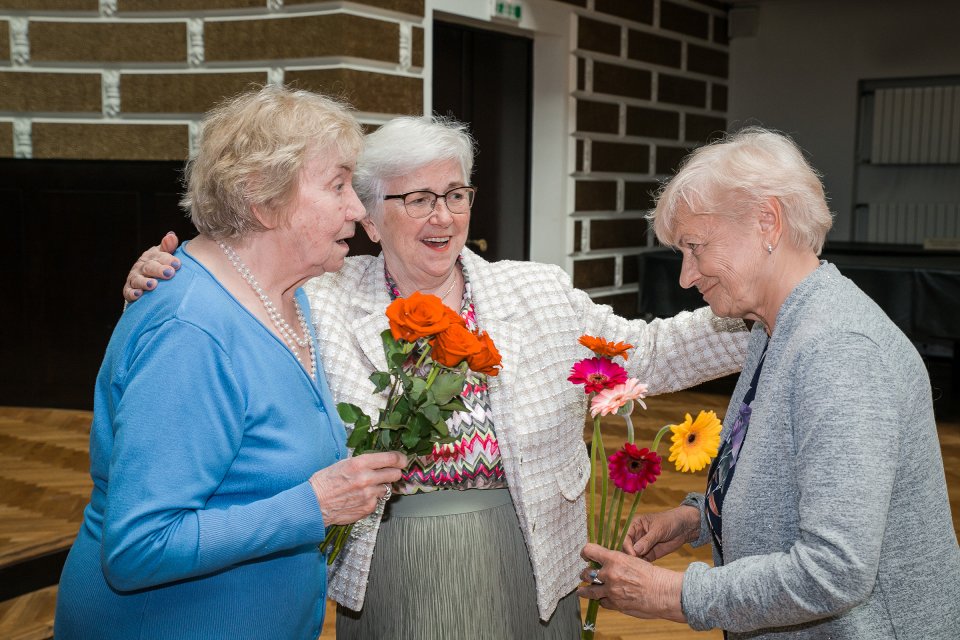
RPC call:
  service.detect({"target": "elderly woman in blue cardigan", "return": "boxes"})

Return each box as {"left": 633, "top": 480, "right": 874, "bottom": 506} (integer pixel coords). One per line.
{"left": 578, "top": 127, "right": 960, "bottom": 638}
{"left": 54, "top": 86, "right": 405, "bottom": 640}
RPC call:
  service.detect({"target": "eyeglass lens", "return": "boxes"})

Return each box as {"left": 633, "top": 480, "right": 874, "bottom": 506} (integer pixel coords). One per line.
{"left": 404, "top": 187, "right": 475, "bottom": 217}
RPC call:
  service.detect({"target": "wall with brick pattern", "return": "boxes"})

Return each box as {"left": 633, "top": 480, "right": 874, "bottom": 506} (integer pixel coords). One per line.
{"left": 2, "top": 0, "right": 728, "bottom": 314}
{"left": 0, "top": 0, "right": 425, "bottom": 160}
{"left": 567, "top": 0, "right": 729, "bottom": 316}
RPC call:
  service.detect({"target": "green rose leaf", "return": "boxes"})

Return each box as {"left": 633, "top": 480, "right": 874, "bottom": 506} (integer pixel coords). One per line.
{"left": 368, "top": 371, "right": 392, "bottom": 393}
{"left": 337, "top": 403, "right": 365, "bottom": 424}
{"left": 431, "top": 372, "right": 466, "bottom": 404}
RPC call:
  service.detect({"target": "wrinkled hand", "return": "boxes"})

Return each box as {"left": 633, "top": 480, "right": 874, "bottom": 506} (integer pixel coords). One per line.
{"left": 578, "top": 543, "right": 686, "bottom": 622}
{"left": 123, "top": 232, "right": 181, "bottom": 302}
{"left": 623, "top": 505, "right": 700, "bottom": 561}
{"left": 308, "top": 451, "right": 406, "bottom": 526}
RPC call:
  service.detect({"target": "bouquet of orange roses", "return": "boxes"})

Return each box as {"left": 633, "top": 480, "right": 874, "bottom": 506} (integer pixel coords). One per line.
{"left": 320, "top": 291, "right": 501, "bottom": 562}
{"left": 570, "top": 335, "right": 721, "bottom": 639}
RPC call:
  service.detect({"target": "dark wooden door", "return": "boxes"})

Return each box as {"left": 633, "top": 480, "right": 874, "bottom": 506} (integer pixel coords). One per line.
{"left": 432, "top": 20, "right": 532, "bottom": 262}
{"left": 0, "top": 159, "right": 195, "bottom": 409}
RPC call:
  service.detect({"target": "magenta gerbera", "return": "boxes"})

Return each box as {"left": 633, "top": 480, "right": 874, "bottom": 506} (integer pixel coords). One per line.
{"left": 567, "top": 357, "right": 628, "bottom": 393}
{"left": 608, "top": 443, "right": 661, "bottom": 493}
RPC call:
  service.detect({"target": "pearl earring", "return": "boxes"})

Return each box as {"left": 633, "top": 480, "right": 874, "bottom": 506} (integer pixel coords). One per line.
{"left": 767, "top": 243, "right": 773, "bottom": 254}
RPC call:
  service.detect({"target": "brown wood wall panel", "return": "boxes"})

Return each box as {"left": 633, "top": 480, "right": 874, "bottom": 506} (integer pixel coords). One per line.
{"left": 121, "top": 72, "right": 269, "bottom": 114}
{"left": 574, "top": 257, "right": 615, "bottom": 289}
{"left": 286, "top": 68, "right": 422, "bottom": 115}
{"left": 591, "top": 217, "right": 647, "bottom": 249}
{"left": 0, "top": 123, "right": 12, "bottom": 158}
{"left": 292, "top": 0, "right": 425, "bottom": 15}
{"left": 595, "top": 0, "right": 652, "bottom": 24}
{"left": 119, "top": 0, "right": 262, "bottom": 10}
{"left": 30, "top": 21, "right": 187, "bottom": 63}
{"left": 624, "top": 181, "right": 659, "bottom": 211}
{"left": 0, "top": 21, "right": 8, "bottom": 63}
{"left": 591, "top": 141, "right": 650, "bottom": 174}
{"left": 205, "top": 15, "right": 398, "bottom": 64}
{"left": 412, "top": 26, "right": 424, "bottom": 67}
{"left": 0, "top": 72, "right": 101, "bottom": 113}
{"left": 0, "top": 0, "right": 95, "bottom": 9}
{"left": 32, "top": 123, "right": 188, "bottom": 160}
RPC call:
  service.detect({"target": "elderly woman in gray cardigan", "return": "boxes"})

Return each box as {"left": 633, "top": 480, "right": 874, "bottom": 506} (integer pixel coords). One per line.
{"left": 578, "top": 127, "right": 960, "bottom": 638}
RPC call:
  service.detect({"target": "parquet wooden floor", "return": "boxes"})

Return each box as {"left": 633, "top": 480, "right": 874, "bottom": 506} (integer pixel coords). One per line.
{"left": 1, "top": 391, "right": 957, "bottom": 640}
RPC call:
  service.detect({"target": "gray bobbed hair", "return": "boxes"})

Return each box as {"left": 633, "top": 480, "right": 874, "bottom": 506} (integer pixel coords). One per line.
{"left": 354, "top": 115, "right": 476, "bottom": 221}
{"left": 649, "top": 126, "right": 834, "bottom": 254}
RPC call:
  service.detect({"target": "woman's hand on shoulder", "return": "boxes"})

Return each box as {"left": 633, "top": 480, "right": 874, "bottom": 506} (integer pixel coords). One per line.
{"left": 123, "top": 232, "right": 181, "bottom": 303}
{"left": 308, "top": 451, "right": 407, "bottom": 526}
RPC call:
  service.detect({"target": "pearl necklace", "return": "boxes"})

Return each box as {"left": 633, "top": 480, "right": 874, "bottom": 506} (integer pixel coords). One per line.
{"left": 218, "top": 240, "right": 316, "bottom": 379}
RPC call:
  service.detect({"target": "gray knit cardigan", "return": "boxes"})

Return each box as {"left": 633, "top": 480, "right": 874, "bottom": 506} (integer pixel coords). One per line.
{"left": 682, "top": 262, "right": 960, "bottom": 638}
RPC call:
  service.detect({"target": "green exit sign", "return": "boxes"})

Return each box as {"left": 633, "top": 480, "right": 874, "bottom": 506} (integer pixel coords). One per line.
{"left": 493, "top": 0, "right": 522, "bottom": 22}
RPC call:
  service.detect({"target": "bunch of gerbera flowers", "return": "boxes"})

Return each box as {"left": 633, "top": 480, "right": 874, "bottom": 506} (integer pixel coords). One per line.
{"left": 569, "top": 335, "right": 722, "bottom": 640}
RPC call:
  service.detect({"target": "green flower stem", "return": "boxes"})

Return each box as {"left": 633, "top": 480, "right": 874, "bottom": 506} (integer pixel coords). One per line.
{"left": 614, "top": 491, "right": 644, "bottom": 552}
{"left": 424, "top": 362, "right": 440, "bottom": 390}
{"left": 582, "top": 589, "right": 601, "bottom": 639}
{"left": 606, "top": 488, "right": 626, "bottom": 550}
{"left": 596, "top": 417, "right": 609, "bottom": 547}
{"left": 623, "top": 412, "right": 635, "bottom": 445}
{"left": 651, "top": 424, "right": 673, "bottom": 453}
{"left": 588, "top": 417, "right": 600, "bottom": 543}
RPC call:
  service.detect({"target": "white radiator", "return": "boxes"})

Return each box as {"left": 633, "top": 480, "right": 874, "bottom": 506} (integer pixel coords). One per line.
{"left": 871, "top": 85, "right": 960, "bottom": 164}
{"left": 865, "top": 202, "right": 960, "bottom": 244}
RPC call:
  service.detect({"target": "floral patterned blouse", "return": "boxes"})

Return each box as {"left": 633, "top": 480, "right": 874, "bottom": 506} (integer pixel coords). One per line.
{"left": 384, "top": 258, "right": 508, "bottom": 495}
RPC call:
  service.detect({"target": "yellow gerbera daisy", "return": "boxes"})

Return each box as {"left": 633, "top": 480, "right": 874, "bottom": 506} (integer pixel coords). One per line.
{"left": 668, "top": 410, "right": 722, "bottom": 472}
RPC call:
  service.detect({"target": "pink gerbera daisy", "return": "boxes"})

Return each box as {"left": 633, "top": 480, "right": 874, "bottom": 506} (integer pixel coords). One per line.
{"left": 567, "top": 357, "right": 628, "bottom": 393}
{"left": 590, "top": 378, "right": 649, "bottom": 417}
{"left": 608, "top": 444, "right": 661, "bottom": 493}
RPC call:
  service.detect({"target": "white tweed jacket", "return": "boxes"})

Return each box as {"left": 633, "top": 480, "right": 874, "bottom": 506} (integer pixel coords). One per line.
{"left": 306, "top": 249, "right": 749, "bottom": 620}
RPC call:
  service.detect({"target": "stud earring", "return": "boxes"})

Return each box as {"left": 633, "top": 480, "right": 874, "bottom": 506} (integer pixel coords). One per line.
{"left": 767, "top": 243, "right": 773, "bottom": 254}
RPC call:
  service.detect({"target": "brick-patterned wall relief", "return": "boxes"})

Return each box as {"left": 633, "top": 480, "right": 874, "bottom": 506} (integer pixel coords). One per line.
{"left": 570, "top": 0, "right": 729, "bottom": 315}
{"left": 1, "top": 2, "right": 426, "bottom": 160}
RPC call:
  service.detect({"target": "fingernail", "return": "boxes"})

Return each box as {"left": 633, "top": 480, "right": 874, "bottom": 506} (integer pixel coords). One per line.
{"left": 163, "top": 268, "right": 174, "bottom": 278}
{"left": 166, "top": 230, "right": 175, "bottom": 236}
{"left": 133, "top": 290, "right": 142, "bottom": 298}
{"left": 146, "top": 280, "right": 155, "bottom": 290}
{"left": 171, "top": 260, "right": 181, "bottom": 269}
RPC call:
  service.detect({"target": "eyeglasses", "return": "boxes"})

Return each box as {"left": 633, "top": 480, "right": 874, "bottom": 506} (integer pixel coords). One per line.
{"left": 383, "top": 186, "right": 477, "bottom": 218}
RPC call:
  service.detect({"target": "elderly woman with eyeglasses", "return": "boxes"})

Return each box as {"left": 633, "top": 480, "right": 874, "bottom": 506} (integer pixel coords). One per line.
{"left": 122, "top": 115, "right": 750, "bottom": 638}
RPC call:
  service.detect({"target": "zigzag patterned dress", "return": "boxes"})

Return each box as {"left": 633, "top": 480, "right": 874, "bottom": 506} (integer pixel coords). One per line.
{"left": 335, "top": 259, "right": 581, "bottom": 639}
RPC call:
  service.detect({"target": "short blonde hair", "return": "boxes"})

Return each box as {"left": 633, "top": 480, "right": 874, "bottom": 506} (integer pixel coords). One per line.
{"left": 650, "top": 126, "right": 834, "bottom": 254}
{"left": 182, "top": 85, "right": 363, "bottom": 239}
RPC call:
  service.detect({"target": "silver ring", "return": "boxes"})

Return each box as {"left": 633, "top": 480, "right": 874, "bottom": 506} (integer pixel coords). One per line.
{"left": 588, "top": 568, "right": 603, "bottom": 585}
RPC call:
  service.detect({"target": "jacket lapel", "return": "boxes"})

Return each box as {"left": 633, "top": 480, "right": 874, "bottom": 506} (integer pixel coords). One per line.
{"left": 462, "top": 250, "right": 525, "bottom": 423}
{"left": 354, "top": 254, "right": 391, "bottom": 372}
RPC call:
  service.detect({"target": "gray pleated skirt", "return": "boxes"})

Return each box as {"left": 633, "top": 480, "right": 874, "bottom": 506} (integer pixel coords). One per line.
{"left": 336, "top": 488, "right": 581, "bottom": 639}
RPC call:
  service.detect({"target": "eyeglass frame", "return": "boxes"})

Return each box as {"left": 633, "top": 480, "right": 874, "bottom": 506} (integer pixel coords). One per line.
{"left": 382, "top": 185, "right": 477, "bottom": 218}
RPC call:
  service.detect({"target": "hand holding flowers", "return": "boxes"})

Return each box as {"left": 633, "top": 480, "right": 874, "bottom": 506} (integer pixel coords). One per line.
{"left": 569, "top": 335, "right": 722, "bottom": 639}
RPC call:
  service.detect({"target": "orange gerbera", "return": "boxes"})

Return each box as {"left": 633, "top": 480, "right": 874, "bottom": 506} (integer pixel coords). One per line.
{"left": 579, "top": 335, "right": 633, "bottom": 360}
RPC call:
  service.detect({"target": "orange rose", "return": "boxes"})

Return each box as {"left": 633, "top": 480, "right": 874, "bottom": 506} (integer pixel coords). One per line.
{"left": 385, "top": 292, "right": 452, "bottom": 342}
{"left": 430, "top": 321, "right": 482, "bottom": 368}
{"left": 578, "top": 335, "right": 633, "bottom": 360}
{"left": 467, "top": 330, "right": 502, "bottom": 376}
